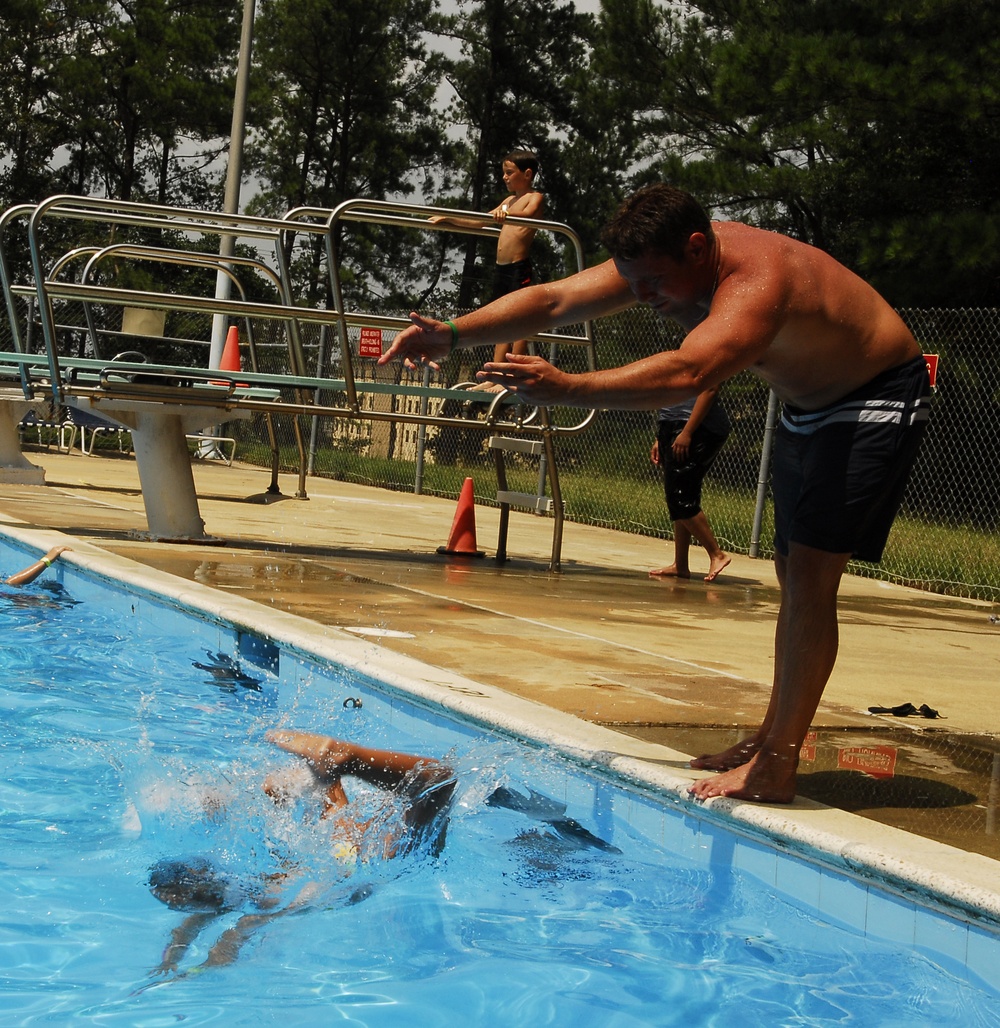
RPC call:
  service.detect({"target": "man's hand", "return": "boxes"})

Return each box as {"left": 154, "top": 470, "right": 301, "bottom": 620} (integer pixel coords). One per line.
{"left": 378, "top": 312, "right": 452, "bottom": 370}
{"left": 477, "top": 353, "right": 573, "bottom": 406}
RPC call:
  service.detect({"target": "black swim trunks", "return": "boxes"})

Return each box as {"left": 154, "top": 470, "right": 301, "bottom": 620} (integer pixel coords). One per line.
{"left": 771, "top": 355, "right": 931, "bottom": 562}
{"left": 492, "top": 259, "right": 535, "bottom": 300}
{"left": 657, "top": 420, "right": 730, "bottom": 522}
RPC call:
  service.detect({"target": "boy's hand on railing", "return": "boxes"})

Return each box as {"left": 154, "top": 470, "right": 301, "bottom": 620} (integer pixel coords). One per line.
{"left": 378, "top": 312, "right": 452, "bottom": 371}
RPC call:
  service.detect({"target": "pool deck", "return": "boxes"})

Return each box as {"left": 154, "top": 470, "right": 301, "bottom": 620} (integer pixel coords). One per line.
{"left": 3, "top": 448, "right": 1000, "bottom": 924}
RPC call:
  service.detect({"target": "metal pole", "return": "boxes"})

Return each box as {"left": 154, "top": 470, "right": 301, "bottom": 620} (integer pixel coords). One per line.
{"left": 987, "top": 752, "right": 1000, "bottom": 835}
{"left": 209, "top": 0, "right": 255, "bottom": 370}
{"left": 307, "top": 324, "right": 328, "bottom": 476}
{"left": 750, "top": 389, "right": 779, "bottom": 558}
{"left": 201, "top": 0, "right": 255, "bottom": 459}
{"left": 414, "top": 364, "right": 431, "bottom": 494}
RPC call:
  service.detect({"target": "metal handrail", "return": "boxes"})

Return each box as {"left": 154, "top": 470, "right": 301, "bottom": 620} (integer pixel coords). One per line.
{"left": 0, "top": 194, "right": 603, "bottom": 564}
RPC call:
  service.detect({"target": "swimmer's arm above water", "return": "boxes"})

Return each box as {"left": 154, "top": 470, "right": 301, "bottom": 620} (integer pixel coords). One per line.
{"left": 5, "top": 545, "right": 71, "bottom": 587}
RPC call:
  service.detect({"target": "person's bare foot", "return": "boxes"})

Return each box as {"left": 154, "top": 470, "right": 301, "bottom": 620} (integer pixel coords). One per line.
{"left": 689, "top": 733, "right": 762, "bottom": 772}
{"left": 704, "top": 552, "right": 731, "bottom": 582}
{"left": 688, "top": 747, "right": 798, "bottom": 804}
{"left": 649, "top": 563, "right": 690, "bottom": 579}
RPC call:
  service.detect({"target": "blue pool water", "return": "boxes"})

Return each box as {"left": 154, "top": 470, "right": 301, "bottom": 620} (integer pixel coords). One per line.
{"left": 1, "top": 541, "right": 999, "bottom": 1026}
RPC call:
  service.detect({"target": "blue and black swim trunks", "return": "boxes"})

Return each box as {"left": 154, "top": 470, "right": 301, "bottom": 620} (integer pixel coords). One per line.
{"left": 771, "top": 355, "right": 932, "bottom": 562}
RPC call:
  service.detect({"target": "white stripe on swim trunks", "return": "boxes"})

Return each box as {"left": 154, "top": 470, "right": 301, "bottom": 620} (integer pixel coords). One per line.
{"left": 781, "top": 396, "right": 930, "bottom": 434}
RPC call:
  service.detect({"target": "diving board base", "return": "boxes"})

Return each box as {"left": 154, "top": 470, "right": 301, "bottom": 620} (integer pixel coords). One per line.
{"left": 0, "top": 393, "right": 46, "bottom": 485}
{"left": 68, "top": 397, "right": 250, "bottom": 541}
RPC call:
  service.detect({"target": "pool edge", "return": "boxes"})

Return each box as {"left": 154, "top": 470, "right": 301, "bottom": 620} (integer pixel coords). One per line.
{"left": 5, "top": 520, "right": 1000, "bottom": 938}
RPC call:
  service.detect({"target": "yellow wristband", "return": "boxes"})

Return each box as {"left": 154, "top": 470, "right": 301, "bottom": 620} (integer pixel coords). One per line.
{"left": 42, "top": 557, "right": 52, "bottom": 568}
{"left": 444, "top": 320, "right": 460, "bottom": 353}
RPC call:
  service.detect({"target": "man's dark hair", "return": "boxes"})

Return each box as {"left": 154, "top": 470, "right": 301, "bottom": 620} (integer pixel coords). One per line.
{"left": 504, "top": 149, "right": 539, "bottom": 178}
{"left": 602, "top": 184, "right": 713, "bottom": 262}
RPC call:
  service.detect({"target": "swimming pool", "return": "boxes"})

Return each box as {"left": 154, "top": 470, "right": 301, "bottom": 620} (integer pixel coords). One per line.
{"left": 2, "top": 530, "right": 999, "bottom": 1025}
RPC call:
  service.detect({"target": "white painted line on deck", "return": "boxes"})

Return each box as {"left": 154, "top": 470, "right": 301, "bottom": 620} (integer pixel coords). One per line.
{"left": 373, "top": 578, "right": 752, "bottom": 683}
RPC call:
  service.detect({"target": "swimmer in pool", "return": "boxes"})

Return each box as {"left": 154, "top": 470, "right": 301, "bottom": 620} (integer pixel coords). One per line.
{"left": 147, "top": 731, "right": 455, "bottom": 977}
{"left": 4, "top": 546, "right": 71, "bottom": 587}
{"left": 262, "top": 729, "right": 456, "bottom": 860}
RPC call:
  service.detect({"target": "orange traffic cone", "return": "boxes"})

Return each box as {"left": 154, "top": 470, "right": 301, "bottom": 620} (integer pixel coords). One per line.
{"left": 216, "top": 325, "right": 247, "bottom": 386}
{"left": 437, "top": 477, "right": 485, "bottom": 557}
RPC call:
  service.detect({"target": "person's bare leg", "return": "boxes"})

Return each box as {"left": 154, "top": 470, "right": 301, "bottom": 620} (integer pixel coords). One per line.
{"left": 689, "top": 543, "right": 850, "bottom": 802}
{"left": 474, "top": 340, "right": 530, "bottom": 392}
{"left": 683, "top": 511, "right": 731, "bottom": 581}
{"left": 267, "top": 729, "right": 449, "bottom": 792}
{"left": 267, "top": 730, "right": 354, "bottom": 782}
{"left": 690, "top": 557, "right": 788, "bottom": 772}
{"left": 650, "top": 512, "right": 730, "bottom": 581}
{"left": 649, "top": 522, "right": 692, "bottom": 578}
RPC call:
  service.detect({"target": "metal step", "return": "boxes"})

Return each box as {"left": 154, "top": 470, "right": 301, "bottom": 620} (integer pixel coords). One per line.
{"left": 495, "top": 489, "right": 553, "bottom": 514}
{"left": 488, "top": 435, "right": 545, "bottom": 456}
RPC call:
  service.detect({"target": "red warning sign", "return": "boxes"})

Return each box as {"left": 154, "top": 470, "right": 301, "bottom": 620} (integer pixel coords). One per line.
{"left": 837, "top": 745, "right": 897, "bottom": 779}
{"left": 359, "top": 327, "right": 383, "bottom": 358}
{"left": 923, "top": 353, "right": 939, "bottom": 388}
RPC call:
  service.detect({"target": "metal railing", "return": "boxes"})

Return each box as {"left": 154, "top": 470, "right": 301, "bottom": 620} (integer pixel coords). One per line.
{"left": 0, "top": 195, "right": 600, "bottom": 566}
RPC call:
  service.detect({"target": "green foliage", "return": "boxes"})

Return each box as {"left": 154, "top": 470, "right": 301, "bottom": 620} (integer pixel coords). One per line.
{"left": 245, "top": 0, "right": 451, "bottom": 308}
{"left": 7, "top": 0, "right": 240, "bottom": 205}
{"left": 594, "top": 0, "right": 1000, "bottom": 305}
{"left": 5, "top": 0, "right": 998, "bottom": 307}
{"left": 434, "top": 0, "right": 594, "bottom": 301}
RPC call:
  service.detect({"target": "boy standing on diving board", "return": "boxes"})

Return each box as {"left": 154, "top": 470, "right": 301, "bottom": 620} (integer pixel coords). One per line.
{"left": 430, "top": 149, "right": 544, "bottom": 371}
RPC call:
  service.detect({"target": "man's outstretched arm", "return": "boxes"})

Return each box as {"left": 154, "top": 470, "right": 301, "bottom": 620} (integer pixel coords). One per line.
{"left": 377, "top": 260, "right": 634, "bottom": 371}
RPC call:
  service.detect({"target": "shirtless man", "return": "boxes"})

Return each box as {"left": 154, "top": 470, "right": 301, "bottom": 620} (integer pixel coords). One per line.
{"left": 380, "top": 183, "right": 931, "bottom": 804}
{"left": 431, "top": 149, "right": 544, "bottom": 367}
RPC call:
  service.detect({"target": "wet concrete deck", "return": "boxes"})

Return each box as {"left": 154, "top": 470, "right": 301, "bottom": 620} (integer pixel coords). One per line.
{"left": 3, "top": 448, "right": 1000, "bottom": 861}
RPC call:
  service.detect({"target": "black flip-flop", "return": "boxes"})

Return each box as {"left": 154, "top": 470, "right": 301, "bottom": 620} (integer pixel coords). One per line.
{"left": 868, "top": 702, "right": 918, "bottom": 716}
{"left": 867, "top": 702, "right": 944, "bottom": 719}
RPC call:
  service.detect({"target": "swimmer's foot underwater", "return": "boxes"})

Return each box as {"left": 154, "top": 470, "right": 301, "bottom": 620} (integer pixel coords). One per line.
{"left": 487, "top": 785, "right": 621, "bottom": 854}
{"left": 192, "top": 650, "right": 262, "bottom": 692}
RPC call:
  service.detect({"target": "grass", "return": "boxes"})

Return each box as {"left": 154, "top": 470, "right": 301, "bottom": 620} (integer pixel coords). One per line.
{"left": 240, "top": 441, "right": 1000, "bottom": 603}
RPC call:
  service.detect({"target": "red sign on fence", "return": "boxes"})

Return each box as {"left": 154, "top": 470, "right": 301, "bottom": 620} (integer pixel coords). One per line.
{"left": 923, "top": 353, "right": 939, "bottom": 388}
{"left": 837, "top": 745, "right": 897, "bottom": 779}
{"left": 359, "top": 327, "right": 383, "bottom": 358}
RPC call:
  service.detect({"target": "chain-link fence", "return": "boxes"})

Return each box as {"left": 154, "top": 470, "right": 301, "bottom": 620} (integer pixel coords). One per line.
{"left": 4, "top": 286, "right": 997, "bottom": 601}
{"left": 228, "top": 305, "right": 999, "bottom": 602}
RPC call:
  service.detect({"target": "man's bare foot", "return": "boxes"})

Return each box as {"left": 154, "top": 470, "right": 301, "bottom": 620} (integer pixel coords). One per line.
{"left": 704, "top": 552, "right": 732, "bottom": 582}
{"left": 649, "top": 564, "right": 690, "bottom": 579}
{"left": 690, "top": 734, "right": 762, "bottom": 772}
{"left": 688, "top": 748, "right": 798, "bottom": 804}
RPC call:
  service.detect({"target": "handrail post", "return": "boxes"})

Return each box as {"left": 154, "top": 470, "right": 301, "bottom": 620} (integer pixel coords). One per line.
{"left": 750, "top": 389, "right": 779, "bottom": 557}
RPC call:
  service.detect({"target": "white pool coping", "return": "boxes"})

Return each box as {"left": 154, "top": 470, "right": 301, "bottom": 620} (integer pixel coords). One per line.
{"left": 6, "top": 523, "right": 1000, "bottom": 960}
